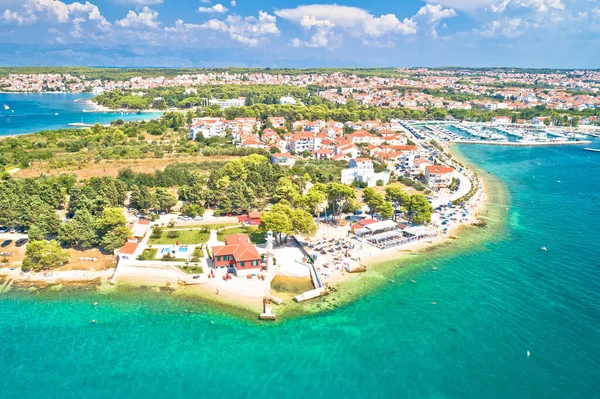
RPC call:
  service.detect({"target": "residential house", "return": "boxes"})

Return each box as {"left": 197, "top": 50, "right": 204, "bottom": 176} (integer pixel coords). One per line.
{"left": 211, "top": 234, "right": 262, "bottom": 276}
{"left": 425, "top": 165, "right": 454, "bottom": 189}
{"left": 335, "top": 144, "right": 360, "bottom": 159}
{"left": 271, "top": 152, "right": 296, "bottom": 167}
{"left": 131, "top": 219, "right": 150, "bottom": 239}
{"left": 261, "top": 129, "right": 280, "bottom": 144}
{"left": 269, "top": 117, "right": 286, "bottom": 129}
{"left": 116, "top": 239, "right": 140, "bottom": 261}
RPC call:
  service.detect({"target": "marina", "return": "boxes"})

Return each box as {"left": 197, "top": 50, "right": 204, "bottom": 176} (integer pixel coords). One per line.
{"left": 411, "top": 121, "right": 595, "bottom": 147}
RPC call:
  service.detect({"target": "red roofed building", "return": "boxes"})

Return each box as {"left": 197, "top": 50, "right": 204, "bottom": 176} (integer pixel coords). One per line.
{"left": 425, "top": 165, "right": 455, "bottom": 189}
{"left": 237, "top": 212, "right": 261, "bottom": 225}
{"left": 350, "top": 219, "right": 377, "bottom": 233}
{"left": 116, "top": 240, "right": 140, "bottom": 261}
{"left": 211, "top": 234, "right": 262, "bottom": 276}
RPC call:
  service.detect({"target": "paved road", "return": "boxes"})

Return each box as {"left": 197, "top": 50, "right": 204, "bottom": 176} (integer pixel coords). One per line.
{"left": 431, "top": 171, "right": 472, "bottom": 208}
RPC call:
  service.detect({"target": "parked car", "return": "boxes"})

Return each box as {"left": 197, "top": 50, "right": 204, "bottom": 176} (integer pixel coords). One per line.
{"left": 8, "top": 228, "right": 16, "bottom": 233}
{"left": 193, "top": 216, "right": 203, "bottom": 221}
{"left": 15, "top": 238, "right": 29, "bottom": 247}
{"left": 0, "top": 226, "right": 7, "bottom": 233}
{"left": 1, "top": 239, "right": 12, "bottom": 247}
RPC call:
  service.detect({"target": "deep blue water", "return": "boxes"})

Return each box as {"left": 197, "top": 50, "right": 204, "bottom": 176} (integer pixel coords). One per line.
{"left": 0, "top": 93, "right": 161, "bottom": 136}
{"left": 1, "top": 142, "right": 599, "bottom": 398}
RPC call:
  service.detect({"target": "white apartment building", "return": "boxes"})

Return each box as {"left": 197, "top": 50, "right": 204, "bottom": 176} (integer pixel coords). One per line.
{"left": 341, "top": 158, "right": 390, "bottom": 187}
{"left": 189, "top": 118, "right": 225, "bottom": 139}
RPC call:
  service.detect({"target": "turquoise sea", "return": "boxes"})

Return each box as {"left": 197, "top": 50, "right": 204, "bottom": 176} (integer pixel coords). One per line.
{"left": 0, "top": 93, "right": 161, "bottom": 136}
{"left": 1, "top": 142, "right": 600, "bottom": 398}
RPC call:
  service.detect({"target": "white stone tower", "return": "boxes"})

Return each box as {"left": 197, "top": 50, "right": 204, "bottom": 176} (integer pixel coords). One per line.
{"left": 265, "top": 230, "right": 275, "bottom": 274}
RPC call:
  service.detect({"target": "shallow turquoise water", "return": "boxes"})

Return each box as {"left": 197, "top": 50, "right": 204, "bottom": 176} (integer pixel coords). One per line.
{"left": 0, "top": 93, "right": 161, "bottom": 136}
{"left": 1, "top": 143, "right": 600, "bottom": 398}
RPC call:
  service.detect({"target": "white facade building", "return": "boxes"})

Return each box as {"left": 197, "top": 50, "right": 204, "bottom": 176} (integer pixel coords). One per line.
{"left": 209, "top": 98, "right": 245, "bottom": 110}
{"left": 341, "top": 158, "right": 390, "bottom": 187}
{"left": 189, "top": 118, "right": 225, "bottom": 139}
{"left": 280, "top": 96, "right": 297, "bottom": 105}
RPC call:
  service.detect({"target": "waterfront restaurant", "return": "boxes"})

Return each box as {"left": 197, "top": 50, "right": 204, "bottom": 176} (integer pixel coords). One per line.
{"left": 355, "top": 220, "right": 400, "bottom": 238}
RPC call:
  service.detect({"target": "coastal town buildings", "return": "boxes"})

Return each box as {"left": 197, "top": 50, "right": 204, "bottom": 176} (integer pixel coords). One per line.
{"left": 3, "top": 69, "right": 599, "bottom": 117}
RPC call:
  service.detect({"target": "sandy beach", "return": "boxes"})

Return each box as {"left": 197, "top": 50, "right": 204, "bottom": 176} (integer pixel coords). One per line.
{"left": 85, "top": 100, "right": 166, "bottom": 114}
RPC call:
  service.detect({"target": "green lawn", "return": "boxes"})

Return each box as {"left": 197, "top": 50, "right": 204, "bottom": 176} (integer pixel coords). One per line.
{"left": 170, "top": 223, "right": 238, "bottom": 230}
{"left": 149, "top": 230, "right": 210, "bottom": 245}
{"left": 178, "top": 266, "right": 204, "bottom": 274}
{"left": 217, "top": 226, "right": 266, "bottom": 244}
{"left": 137, "top": 248, "right": 158, "bottom": 261}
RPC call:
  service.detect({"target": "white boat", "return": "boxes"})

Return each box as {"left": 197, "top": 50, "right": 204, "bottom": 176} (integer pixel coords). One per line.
{"left": 3, "top": 104, "right": 9, "bottom": 110}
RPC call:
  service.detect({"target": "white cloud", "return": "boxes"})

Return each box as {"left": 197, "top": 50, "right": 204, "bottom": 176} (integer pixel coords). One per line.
{"left": 275, "top": 4, "right": 417, "bottom": 48}
{"left": 116, "top": 6, "right": 159, "bottom": 29}
{"left": 425, "top": 0, "right": 564, "bottom": 13}
{"left": 477, "top": 17, "right": 539, "bottom": 37}
{"left": 223, "top": 11, "right": 279, "bottom": 45}
{"left": 1, "top": 0, "right": 111, "bottom": 39}
{"left": 24, "top": 0, "right": 71, "bottom": 23}
{"left": 289, "top": 37, "right": 302, "bottom": 47}
{"left": 164, "top": 11, "right": 278, "bottom": 46}
{"left": 413, "top": 4, "right": 457, "bottom": 37}
{"left": 112, "top": 0, "right": 163, "bottom": 4}
{"left": 230, "top": 0, "right": 236, "bottom": 7}
{"left": 198, "top": 4, "right": 229, "bottom": 13}
{"left": 1, "top": 9, "right": 38, "bottom": 25}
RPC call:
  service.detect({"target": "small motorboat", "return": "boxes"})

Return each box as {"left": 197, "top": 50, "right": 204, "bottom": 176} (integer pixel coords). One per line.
{"left": 3, "top": 104, "right": 9, "bottom": 110}
{"left": 541, "top": 246, "right": 547, "bottom": 251}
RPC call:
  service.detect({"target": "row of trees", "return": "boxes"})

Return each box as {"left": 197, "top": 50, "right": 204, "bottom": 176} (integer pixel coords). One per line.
{"left": 0, "top": 174, "right": 133, "bottom": 255}
{"left": 363, "top": 187, "right": 433, "bottom": 224}
{"left": 58, "top": 207, "right": 131, "bottom": 251}
{"left": 129, "top": 186, "right": 177, "bottom": 212}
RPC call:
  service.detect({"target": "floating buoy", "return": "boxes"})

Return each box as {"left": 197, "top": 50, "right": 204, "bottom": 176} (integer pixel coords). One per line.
{"left": 91, "top": 320, "right": 97, "bottom": 324}
{"left": 93, "top": 302, "right": 98, "bottom": 306}
{"left": 527, "top": 351, "right": 531, "bottom": 357}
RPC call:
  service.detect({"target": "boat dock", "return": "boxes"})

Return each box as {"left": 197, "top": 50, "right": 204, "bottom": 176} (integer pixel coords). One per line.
{"left": 259, "top": 297, "right": 277, "bottom": 320}
{"left": 293, "top": 287, "right": 328, "bottom": 303}
{"left": 451, "top": 139, "right": 592, "bottom": 146}
{"left": 290, "top": 236, "right": 329, "bottom": 303}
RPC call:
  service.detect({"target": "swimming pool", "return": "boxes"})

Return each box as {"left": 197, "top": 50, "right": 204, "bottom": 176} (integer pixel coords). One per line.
{"left": 160, "top": 248, "right": 170, "bottom": 254}
{"left": 178, "top": 247, "right": 188, "bottom": 253}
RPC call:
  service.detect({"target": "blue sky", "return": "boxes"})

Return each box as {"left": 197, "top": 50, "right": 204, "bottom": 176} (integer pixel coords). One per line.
{"left": 0, "top": 0, "right": 598, "bottom": 68}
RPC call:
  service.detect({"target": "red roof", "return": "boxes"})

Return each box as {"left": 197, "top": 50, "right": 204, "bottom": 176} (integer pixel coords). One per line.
{"left": 351, "top": 219, "right": 377, "bottom": 230}
{"left": 426, "top": 165, "right": 454, "bottom": 174}
{"left": 212, "top": 234, "right": 261, "bottom": 262}
{"left": 248, "top": 212, "right": 261, "bottom": 219}
{"left": 137, "top": 219, "right": 150, "bottom": 225}
{"left": 118, "top": 241, "right": 139, "bottom": 255}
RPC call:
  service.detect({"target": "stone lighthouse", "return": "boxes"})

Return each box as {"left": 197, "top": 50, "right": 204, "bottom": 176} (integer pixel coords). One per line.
{"left": 265, "top": 230, "right": 275, "bottom": 274}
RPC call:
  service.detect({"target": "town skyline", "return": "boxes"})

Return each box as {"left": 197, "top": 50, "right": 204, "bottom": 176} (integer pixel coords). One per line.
{"left": 0, "top": 0, "right": 599, "bottom": 68}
